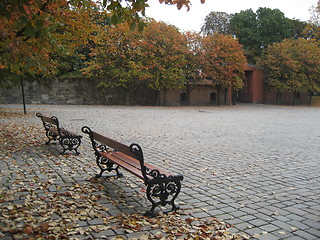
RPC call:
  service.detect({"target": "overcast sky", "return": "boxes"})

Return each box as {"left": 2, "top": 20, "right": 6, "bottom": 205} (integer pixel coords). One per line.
{"left": 145, "top": 0, "right": 318, "bottom": 32}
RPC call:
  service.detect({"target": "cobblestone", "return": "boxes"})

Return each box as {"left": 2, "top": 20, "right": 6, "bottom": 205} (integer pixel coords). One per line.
{"left": 1, "top": 103, "right": 320, "bottom": 239}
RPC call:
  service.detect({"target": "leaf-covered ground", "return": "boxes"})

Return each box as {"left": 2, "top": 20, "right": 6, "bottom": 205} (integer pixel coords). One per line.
{"left": 0, "top": 108, "right": 249, "bottom": 239}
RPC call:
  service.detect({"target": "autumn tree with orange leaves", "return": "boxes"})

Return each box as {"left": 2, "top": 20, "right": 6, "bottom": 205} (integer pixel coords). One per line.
{"left": 82, "top": 22, "right": 147, "bottom": 105}
{"left": 139, "top": 21, "right": 190, "bottom": 104}
{"left": 200, "top": 34, "right": 247, "bottom": 105}
{"left": 0, "top": 0, "right": 205, "bottom": 80}
{"left": 259, "top": 38, "right": 320, "bottom": 105}
{"left": 0, "top": 0, "right": 106, "bottom": 84}
{"left": 0, "top": 0, "right": 205, "bottom": 110}
{"left": 83, "top": 20, "right": 189, "bottom": 105}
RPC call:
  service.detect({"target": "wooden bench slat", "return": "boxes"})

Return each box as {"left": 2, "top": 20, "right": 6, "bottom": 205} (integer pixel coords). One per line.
{"left": 42, "top": 116, "right": 57, "bottom": 125}
{"left": 91, "top": 131, "right": 136, "bottom": 158}
{"left": 110, "top": 152, "right": 141, "bottom": 169}
{"left": 114, "top": 151, "right": 173, "bottom": 177}
{"left": 100, "top": 152, "right": 144, "bottom": 179}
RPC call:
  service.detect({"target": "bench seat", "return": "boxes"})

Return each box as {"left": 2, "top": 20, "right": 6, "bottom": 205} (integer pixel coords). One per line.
{"left": 82, "top": 126, "right": 183, "bottom": 216}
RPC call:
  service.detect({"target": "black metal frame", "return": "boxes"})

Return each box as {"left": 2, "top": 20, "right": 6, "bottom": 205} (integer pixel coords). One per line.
{"left": 82, "top": 126, "right": 183, "bottom": 216}
{"left": 36, "top": 113, "right": 82, "bottom": 155}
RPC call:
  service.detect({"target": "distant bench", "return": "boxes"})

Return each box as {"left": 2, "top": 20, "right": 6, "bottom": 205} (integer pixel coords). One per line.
{"left": 36, "top": 113, "right": 82, "bottom": 155}
{"left": 81, "top": 126, "right": 184, "bottom": 216}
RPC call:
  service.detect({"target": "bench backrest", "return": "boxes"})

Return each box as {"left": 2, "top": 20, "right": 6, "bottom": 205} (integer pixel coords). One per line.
{"left": 81, "top": 126, "right": 143, "bottom": 160}
{"left": 90, "top": 130, "right": 137, "bottom": 159}
{"left": 36, "top": 113, "right": 60, "bottom": 129}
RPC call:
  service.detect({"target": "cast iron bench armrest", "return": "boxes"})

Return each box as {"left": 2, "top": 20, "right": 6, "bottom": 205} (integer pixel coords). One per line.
{"left": 36, "top": 113, "right": 82, "bottom": 155}
{"left": 82, "top": 126, "right": 183, "bottom": 216}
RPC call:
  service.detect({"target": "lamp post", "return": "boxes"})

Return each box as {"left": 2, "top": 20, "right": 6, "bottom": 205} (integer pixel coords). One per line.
{"left": 20, "top": 72, "right": 26, "bottom": 114}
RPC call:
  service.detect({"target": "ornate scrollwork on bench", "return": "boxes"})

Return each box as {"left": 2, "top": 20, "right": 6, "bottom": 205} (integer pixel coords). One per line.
{"left": 82, "top": 126, "right": 184, "bottom": 216}
{"left": 145, "top": 173, "right": 183, "bottom": 216}
{"left": 37, "top": 113, "right": 82, "bottom": 155}
{"left": 60, "top": 135, "right": 82, "bottom": 155}
{"left": 129, "top": 143, "right": 184, "bottom": 215}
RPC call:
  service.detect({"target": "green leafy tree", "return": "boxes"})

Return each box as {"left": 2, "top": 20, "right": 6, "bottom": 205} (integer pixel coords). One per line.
{"left": 259, "top": 38, "right": 320, "bottom": 105}
{"left": 303, "top": 1, "right": 320, "bottom": 41}
{"left": 200, "top": 34, "right": 247, "bottom": 105}
{"left": 288, "top": 19, "right": 307, "bottom": 39}
{"left": 229, "top": 9, "right": 259, "bottom": 63}
{"left": 230, "top": 8, "right": 292, "bottom": 63}
{"left": 201, "top": 12, "right": 231, "bottom": 35}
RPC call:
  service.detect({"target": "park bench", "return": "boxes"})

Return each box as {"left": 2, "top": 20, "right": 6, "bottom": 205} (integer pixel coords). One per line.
{"left": 81, "top": 126, "right": 184, "bottom": 216}
{"left": 36, "top": 113, "right": 82, "bottom": 155}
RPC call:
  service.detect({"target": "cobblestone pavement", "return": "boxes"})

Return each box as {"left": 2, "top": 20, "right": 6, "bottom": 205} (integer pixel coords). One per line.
{"left": 1, "top": 104, "right": 320, "bottom": 239}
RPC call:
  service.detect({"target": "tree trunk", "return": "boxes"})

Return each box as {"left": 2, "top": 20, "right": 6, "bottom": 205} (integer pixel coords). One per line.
{"left": 276, "top": 89, "right": 281, "bottom": 105}
{"left": 308, "top": 91, "right": 313, "bottom": 106}
{"left": 125, "top": 94, "right": 130, "bottom": 105}
{"left": 186, "top": 84, "right": 190, "bottom": 106}
{"left": 216, "top": 87, "right": 221, "bottom": 105}
{"left": 156, "top": 90, "right": 161, "bottom": 106}
{"left": 292, "top": 91, "right": 296, "bottom": 106}
{"left": 224, "top": 88, "right": 228, "bottom": 105}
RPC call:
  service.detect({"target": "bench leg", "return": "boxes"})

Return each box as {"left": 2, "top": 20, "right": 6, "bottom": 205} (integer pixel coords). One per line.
{"left": 59, "top": 136, "right": 82, "bottom": 155}
{"left": 144, "top": 177, "right": 182, "bottom": 217}
{"left": 96, "top": 155, "right": 123, "bottom": 178}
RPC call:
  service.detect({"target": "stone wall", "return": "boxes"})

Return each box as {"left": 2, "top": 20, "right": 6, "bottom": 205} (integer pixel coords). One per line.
{"left": 0, "top": 78, "right": 157, "bottom": 105}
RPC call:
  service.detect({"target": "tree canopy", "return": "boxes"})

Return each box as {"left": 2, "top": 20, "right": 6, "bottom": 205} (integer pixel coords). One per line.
{"left": 259, "top": 38, "right": 320, "bottom": 105}
{"left": 82, "top": 19, "right": 247, "bottom": 105}
{"left": 229, "top": 7, "right": 292, "bottom": 63}
{"left": 201, "top": 12, "right": 231, "bottom": 35}
{"left": 0, "top": 0, "right": 104, "bottom": 86}
{"left": 202, "top": 7, "right": 313, "bottom": 64}
{"left": 0, "top": 0, "right": 205, "bottom": 86}
{"left": 200, "top": 34, "right": 247, "bottom": 105}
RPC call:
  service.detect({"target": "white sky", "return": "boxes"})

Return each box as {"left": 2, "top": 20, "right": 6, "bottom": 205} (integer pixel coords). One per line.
{"left": 145, "top": 0, "right": 318, "bottom": 32}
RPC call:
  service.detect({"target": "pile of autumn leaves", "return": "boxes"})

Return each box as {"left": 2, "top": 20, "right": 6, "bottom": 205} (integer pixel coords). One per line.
{"left": 0, "top": 109, "right": 247, "bottom": 239}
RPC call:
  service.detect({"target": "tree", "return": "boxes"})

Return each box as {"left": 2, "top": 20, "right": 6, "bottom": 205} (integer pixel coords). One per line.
{"left": 303, "top": 0, "right": 320, "bottom": 41}
{"left": 259, "top": 38, "right": 320, "bottom": 105}
{"left": 139, "top": 21, "right": 189, "bottom": 105}
{"left": 230, "top": 8, "right": 292, "bottom": 63}
{"left": 0, "top": 0, "right": 205, "bottom": 110}
{"left": 288, "top": 19, "right": 307, "bottom": 39}
{"left": 201, "top": 12, "right": 231, "bottom": 35}
{"left": 309, "top": 0, "right": 320, "bottom": 26}
{"left": 257, "top": 8, "right": 291, "bottom": 47}
{"left": 82, "top": 20, "right": 189, "bottom": 105}
{"left": 0, "top": 0, "right": 106, "bottom": 112}
{"left": 200, "top": 34, "right": 247, "bottom": 105}
{"left": 0, "top": 0, "right": 205, "bottom": 79}
{"left": 82, "top": 22, "right": 146, "bottom": 105}
{"left": 229, "top": 9, "right": 259, "bottom": 63}
{"left": 183, "top": 31, "right": 203, "bottom": 104}
{"left": 52, "top": 4, "right": 111, "bottom": 78}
